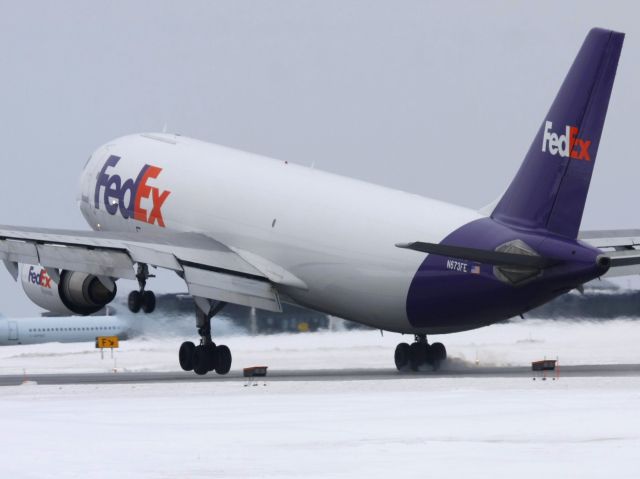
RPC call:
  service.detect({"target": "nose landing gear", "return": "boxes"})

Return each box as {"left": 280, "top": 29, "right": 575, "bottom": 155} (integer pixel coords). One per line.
{"left": 394, "top": 334, "right": 447, "bottom": 372}
{"left": 179, "top": 298, "right": 232, "bottom": 376}
{"left": 127, "top": 264, "right": 156, "bottom": 313}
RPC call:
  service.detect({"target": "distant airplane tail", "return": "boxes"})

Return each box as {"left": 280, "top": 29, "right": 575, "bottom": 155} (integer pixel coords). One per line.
{"left": 491, "top": 28, "right": 624, "bottom": 239}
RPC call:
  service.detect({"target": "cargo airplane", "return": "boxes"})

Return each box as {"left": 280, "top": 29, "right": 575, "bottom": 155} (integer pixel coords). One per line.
{"left": 1, "top": 28, "right": 637, "bottom": 374}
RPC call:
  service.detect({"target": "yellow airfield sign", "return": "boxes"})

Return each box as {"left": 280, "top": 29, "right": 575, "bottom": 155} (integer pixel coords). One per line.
{"left": 95, "top": 336, "right": 119, "bottom": 349}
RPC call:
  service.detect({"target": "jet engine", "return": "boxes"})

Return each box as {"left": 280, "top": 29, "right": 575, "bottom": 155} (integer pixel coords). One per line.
{"left": 21, "top": 265, "right": 117, "bottom": 315}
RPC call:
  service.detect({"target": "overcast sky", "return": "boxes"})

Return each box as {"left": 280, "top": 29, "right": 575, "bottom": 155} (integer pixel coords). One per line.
{"left": 1, "top": 1, "right": 639, "bottom": 316}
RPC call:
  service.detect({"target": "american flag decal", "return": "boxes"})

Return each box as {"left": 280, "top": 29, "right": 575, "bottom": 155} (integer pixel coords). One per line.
{"left": 470, "top": 264, "right": 481, "bottom": 275}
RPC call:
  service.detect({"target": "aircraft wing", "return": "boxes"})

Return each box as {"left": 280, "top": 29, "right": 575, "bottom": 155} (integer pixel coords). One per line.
{"left": 579, "top": 229, "right": 640, "bottom": 277}
{"left": 0, "top": 225, "right": 305, "bottom": 312}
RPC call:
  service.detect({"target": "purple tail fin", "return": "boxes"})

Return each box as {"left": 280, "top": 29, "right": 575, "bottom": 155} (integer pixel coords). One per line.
{"left": 492, "top": 28, "right": 624, "bottom": 239}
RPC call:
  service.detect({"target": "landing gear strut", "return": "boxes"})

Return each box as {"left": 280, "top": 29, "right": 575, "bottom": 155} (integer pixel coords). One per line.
{"left": 394, "top": 334, "right": 447, "bottom": 372}
{"left": 179, "top": 298, "right": 232, "bottom": 376}
{"left": 127, "top": 263, "right": 156, "bottom": 314}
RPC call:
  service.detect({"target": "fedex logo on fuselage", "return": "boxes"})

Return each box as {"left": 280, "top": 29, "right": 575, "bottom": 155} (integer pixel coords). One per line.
{"left": 28, "top": 266, "right": 53, "bottom": 289}
{"left": 542, "top": 121, "right": 591, "bottom": 161}
{"left": 94, "top": 155, "right": 171, "bottom": 227}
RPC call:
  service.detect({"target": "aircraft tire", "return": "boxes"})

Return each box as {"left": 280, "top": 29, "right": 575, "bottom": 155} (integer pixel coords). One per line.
{"left": 429, "top": 342, "right": 447, "bottom": 371}
{"left": 409, "top": 342, "right": 427, "bottom": 371}
{"left": 203, "top": 344, "right": 217, "bottom": 371}
{"left": 193, "top": 346, "right": 210, "bottom": 375}
{"left": 215, "top": 345, "right": 232, "bottom": 375}
{"left": 141, "top": 290, "right": 156, "bottom": 314}
{"left": 431, "top": 342, "right": 446, "bottom": 362}
{"left": 128, "top": 290, "right": 142, "bottom": 313}
{"left": 179, "top": 341, "right": 196, "bottom": 371}
{"left": 394, "top": 343, "right": 411, "bottom": 371}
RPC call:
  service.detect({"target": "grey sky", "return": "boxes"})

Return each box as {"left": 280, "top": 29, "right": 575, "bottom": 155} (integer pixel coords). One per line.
{"left": 1, "top": 1, "right": 639, "bottom": 316}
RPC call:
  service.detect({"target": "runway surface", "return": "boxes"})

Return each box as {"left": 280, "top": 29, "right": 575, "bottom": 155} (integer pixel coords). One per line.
{"left": 2, "top": 363, "right": 640, "bottom": 386}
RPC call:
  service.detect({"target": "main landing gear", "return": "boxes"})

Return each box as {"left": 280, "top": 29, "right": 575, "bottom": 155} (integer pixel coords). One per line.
{"left": 179, "top": 298, "right": 232, "bottom": 376}
{"left": 394, "top": 335, "right": 447, "bottom": 372}
{"left": 127, "top": 263, "right": 156, "bottom": 314}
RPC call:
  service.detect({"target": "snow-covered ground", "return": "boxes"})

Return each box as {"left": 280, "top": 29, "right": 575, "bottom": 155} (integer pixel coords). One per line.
{"left": 1, "top": 317, "right": 640, "bottom": 374}
{"left": 2, "top": 319, "right": 640, "bottom": 478}
{"left": 3, "top": 377, "right": 640, "bottom": 478}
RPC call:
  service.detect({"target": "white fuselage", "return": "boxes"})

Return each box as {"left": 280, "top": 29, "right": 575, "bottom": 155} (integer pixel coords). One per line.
{"left": 0, "top": 315, "right": 128, "bottom": 345}
{"left": 79, "top": 134, "right": 482, "bottom": 333}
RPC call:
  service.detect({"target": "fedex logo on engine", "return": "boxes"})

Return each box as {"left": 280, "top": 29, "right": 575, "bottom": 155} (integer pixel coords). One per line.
{"left": 542, "top": 121, "right": 591, "bottom": 161}
{"left": 28, "top": 266, "right": 53, "bottom": 289}
{"left": 94, "top": 155, "right": 171, "bottom": 227}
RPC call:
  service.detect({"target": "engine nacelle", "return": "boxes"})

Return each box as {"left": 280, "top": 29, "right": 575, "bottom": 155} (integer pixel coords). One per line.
{"left": 21, "top": 265, "right": 117, "bottom": 315}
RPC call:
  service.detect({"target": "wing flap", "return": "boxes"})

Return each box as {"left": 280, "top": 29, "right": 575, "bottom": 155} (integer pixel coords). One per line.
{"left": 36, "top": 244, "right": 136, "bottom": 279}
{"left": 0, "top": 239, "right": 39, "bottom": 264}
{"left": 126, "top": 244, "right": 182, "bottom": 271}
{"left": 183, "top": 266, "right": 282, "bottom": 312}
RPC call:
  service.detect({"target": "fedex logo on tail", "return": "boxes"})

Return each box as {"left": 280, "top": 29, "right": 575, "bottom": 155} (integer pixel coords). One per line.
{"left": 542, "top": 121, "right": 591, "bottom": 161}
{"left": 94, "top": 155, "right": 171, "bottom": 227}
{"left": 28, "top": 266, "right": 53, "bottom": 288}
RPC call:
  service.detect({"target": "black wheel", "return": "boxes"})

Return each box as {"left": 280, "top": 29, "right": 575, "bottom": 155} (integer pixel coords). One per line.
{"left": 128, "top": 290, "right": 141, "bottom": 313}
{"left": 141, "top": 290, "right": 156, "bottom": 314}
{"left": 431, "top": 342, "right": 447, "bottom": 361}
{"left": 192, "top": 345, "right": 210, "bottom": 375}
{"left": 429, "top": 342, "right": 446, "bottom": 371}
{"left": 179, "top": 341, "right": 195, "bottom": 371}
{"left": 204, "top": 344, "right": 217, "bottom": 371}
{"left": 215, "top": 345, "right": 232, "bottom": 375}
{"left": 409, "top": 342, "right": 427, "bottom": 371}
{"left": 394, "top": 343, "right": 411, "bottom": 371}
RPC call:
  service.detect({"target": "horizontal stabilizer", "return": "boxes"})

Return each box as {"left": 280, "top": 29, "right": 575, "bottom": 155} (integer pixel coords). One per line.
{"left": 599, "top": 250, "right": 640, "bottom": 268}
{"left": 579, "top": 229, "right": 640, "bottom": 277}
{"left": 579, "top": 229, "right": 640, "bottom": 248}
{"left": 396, "top": 242, "right": 557, "bottom": 268}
